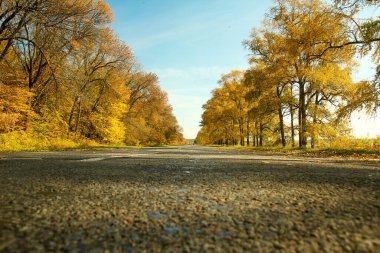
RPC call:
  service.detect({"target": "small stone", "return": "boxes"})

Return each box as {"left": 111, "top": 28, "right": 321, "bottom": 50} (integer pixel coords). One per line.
{"left": 176, "top": 188, "right": 190, "bottom": 193}
{"left": 163, "top": 226, "right": 181, "bottom": 235}
{"left": 147, "top": 211, "right": 168, "bottom": 219}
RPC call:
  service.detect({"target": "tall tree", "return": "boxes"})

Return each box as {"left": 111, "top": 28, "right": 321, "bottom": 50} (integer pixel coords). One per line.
{"left": 247, "top": 0, "right": 356, "bottom": 147}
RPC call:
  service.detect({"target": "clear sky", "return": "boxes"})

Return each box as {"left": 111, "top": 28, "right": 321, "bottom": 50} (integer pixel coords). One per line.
{"left": 105, "top": 0, "right": 379, "bottom": 139}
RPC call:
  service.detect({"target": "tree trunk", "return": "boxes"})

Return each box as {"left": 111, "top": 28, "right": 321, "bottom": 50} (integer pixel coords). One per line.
{"left": 302, "top": 108, "right": 307, "bottom": 147}
{"left": 239, "top": 119, "right": 244, "bottom": 146}
{"left": 246, "top": 117, "right": 250, "bottom": 147}
{"left": 67, "top": 98, "right": 77, "bottom": 135}
{"left": 298, "top": 81, "right": 307, "bottom": 147}
{"left": 290, "top": 104, "right": 295, "bottom": 147}
{"left": 278, "top": 107, "right": 286, "bottom": 147}
{"left": 259, "top": 122, "right": 263, "bottom": 147}
{"left": 255, "top": 121, "right": 259, "bottom": 147}
{"left": 311, "top": 93, "right": 319, "bottom": 148}
{"left": 290, "top": 86, "right": 295, "bottom": 147}
{"left": 74, "top": 100, "right": 82, "bottom": 137}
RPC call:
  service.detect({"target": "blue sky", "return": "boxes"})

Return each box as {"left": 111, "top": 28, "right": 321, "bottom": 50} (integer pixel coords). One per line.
{"left": 106, "top": 0, "right": 379, "bottom": 139}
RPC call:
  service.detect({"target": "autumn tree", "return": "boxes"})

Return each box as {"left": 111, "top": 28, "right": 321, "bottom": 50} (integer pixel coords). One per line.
{"left": 124, "top": 78, "right": 184, "bottom": 145}
{"left": 0, "top": 0, "right": 184, "bottom": 149}
{"left": 246, "top": 0, "right": 357, "bottom": 147}
{"left": 198, "top": 0, "right": 371, "bottom": 148}
{"left": 244, "top": 30, "right": 296, "bottom": 147}
{"left": 218, "top": 71, "right": 250, "bottom": 146}
{"left": 197, "top": 71, "right": 251, "bottom": 146}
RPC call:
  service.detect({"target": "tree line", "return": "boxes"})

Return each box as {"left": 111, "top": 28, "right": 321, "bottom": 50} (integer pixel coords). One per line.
{"left": 196, "top": 0, "right": 379, "bottom": 148}
{"left": 0, "top": 0, "right": 185, "bottom": 148}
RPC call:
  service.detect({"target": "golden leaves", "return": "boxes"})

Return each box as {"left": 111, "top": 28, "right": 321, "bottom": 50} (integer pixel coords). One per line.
{"left": 0, "top": 0, "right": 184, "bottom": 147}
{"left": 198, "top": 0, "right": 378, "bottom": 148}
{"left": 95, "top": 1, "right": 114, "bottom": 22}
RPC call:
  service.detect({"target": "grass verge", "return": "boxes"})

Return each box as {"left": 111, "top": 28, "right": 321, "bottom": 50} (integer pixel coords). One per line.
{"left": 213, "top": 145, "right": 380, "bottom": 160}
{"left": 0, "top": 131, "right": 180, "bottom": 152}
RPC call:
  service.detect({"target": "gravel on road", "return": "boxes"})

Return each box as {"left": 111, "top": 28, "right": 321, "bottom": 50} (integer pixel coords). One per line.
{"left": 1, "top": 146, "right": 379, "bottom": 252}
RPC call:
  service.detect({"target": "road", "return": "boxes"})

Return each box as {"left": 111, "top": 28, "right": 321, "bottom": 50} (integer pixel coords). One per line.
{"left": 1, "top": 145, "right": 379, "bottom": 252}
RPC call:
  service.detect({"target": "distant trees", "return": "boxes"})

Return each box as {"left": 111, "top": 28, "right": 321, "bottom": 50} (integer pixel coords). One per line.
{"left": 124, "top": 73, "right": 184, "bottom": 145}
{"left": 0, "top": 0, "right": 184, "bottom": 147}
{"left": 198, "top": 71, "right": 250, "bottom": 146}
{"left": 197, "top": 0, "right": 379, "bottom": 148}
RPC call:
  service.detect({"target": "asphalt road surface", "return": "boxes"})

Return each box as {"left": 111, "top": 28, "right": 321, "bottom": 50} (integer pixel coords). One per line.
{"left": 1, "top": 146, "right": 380, "bottom": 252}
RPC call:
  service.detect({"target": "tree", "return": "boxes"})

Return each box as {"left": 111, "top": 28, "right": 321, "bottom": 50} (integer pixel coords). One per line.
{"left": 197, "top": 71, "right": 251, "bottom": 146}
{"left": 0, "top": 0, "right": 184, "bottom": 148}
{"left": 246, "top": 0, "right": 356, "bottom": 147}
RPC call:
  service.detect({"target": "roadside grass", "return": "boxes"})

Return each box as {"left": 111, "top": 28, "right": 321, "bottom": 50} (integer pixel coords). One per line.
{"left": 213, "top": 145, "right": 380, "bottom": 160}
{"left": 0, "top": 142, "right": 163, "bottom": 153}
{"left": 0, "top": 131, "right": 175, "bottom": 152}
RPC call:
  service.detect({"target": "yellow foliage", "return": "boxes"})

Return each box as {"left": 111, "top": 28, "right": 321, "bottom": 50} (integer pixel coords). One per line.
{"left": 0, "top": 131, "right": 104, "bottom": 152}
{"left": 89, "top": 112, "right": 126, "bottom": 144}
{"left": 95, "top": 0, "right": 114, "bottom": 22}
{"left": 0, "top": 83, "right": 34, "bottom": 133}
{"left": 373, "top": 135, "right": 380, "bottom": 150}
{"left": 324, "top": 136, "right": 377, "bottom": 150}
